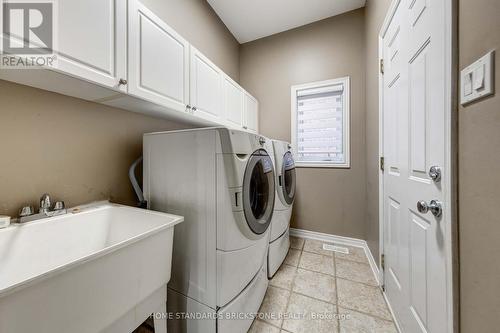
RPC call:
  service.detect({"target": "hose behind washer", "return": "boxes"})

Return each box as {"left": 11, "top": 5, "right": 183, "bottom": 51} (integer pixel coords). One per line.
{"left": 129, "top": 156, "right": 147, "bottom": 208}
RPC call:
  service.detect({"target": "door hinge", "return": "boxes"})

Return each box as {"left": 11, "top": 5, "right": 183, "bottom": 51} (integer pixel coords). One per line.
{"left": 380, "top": 59, "right": 384, "bottom": 74}
{"left": 381, "top": 253, "right": 385, "bottom": 270}
{"left": 380, "top": 156, "right": 385, "bottom": 172}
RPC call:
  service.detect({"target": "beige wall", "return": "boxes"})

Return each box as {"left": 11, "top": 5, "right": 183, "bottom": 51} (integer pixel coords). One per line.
{"left": 363, "top": 0, "right": 392, "bottom": 262}
{"left": 458, "top": 0, "right": 500, "bottom": 330}
{"left": 140, "top": 0, "right": 240, "bottom": 81}
{"left": 239, "top": 9, "right": 367, "bottom": 238}
{"left": 0, "top": 0, "right": 239, "bottom": 217}
{"left": 0, "top": 81, "right": 188, "bottom": 216}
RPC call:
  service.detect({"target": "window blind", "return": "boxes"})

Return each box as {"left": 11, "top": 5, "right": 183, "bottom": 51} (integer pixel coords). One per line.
{"left": 295, "top": 83, "right": 346, "bottom": 164}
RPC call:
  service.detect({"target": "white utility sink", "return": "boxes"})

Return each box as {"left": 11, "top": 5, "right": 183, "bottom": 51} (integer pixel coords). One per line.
{"left": 0, "top": 202, "right": 183, "bottom": 333}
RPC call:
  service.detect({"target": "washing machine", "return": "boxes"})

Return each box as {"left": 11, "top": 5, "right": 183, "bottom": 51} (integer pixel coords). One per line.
{"left": 143, "top": 127, "right": 275, "bottom": 333}
{"left": 268, "top": 140, "right": 296, "bottom": 278}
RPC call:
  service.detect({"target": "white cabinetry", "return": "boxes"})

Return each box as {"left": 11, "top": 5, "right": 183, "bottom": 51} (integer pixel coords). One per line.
{"left": 0, "top": 0, "right": 259, "bottom": 132}
{"left": 128, "top": 0, "right": 189, "bottom": 112}
{"left": 244, "top": 93, "right": 259, "bottom": 133}
{"left": 189, "top": 47, "right": 223, "bottom": 122}
{"left": 223, "top": 75, "right": 244, "bottom": 129}
{"left": 55, "top": 0, "right": 127, "bottom": 92}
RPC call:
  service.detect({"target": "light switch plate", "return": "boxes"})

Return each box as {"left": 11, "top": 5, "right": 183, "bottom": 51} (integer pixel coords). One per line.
{"left": 460, "top": 50, "right": 495, "bottom": 105}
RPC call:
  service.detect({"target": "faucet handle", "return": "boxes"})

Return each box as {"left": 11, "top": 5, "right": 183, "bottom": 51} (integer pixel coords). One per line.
{"left": 39, "top": 193, "right": 51, "bottom": 213}
{"left": 19, "top": 206, "right": 34, "bottom": 217}
{"left": 53, "top": 201, "right": 65, "bottom": 211}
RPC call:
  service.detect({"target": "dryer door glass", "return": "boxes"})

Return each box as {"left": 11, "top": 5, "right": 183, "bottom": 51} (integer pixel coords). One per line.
{"left": 243, "top": 149, "right": 275, "bottom": 235}
{"left": 282, "top": 151, "right": 296, "bottom": 205}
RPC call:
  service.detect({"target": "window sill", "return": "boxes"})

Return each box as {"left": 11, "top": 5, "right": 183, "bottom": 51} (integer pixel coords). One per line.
{"left": 295, "top": 162, "right": 351, "bottom": 169}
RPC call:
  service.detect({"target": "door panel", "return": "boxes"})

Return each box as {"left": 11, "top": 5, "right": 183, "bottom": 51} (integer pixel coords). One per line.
{"left": 387, "top": 76, "right": 402, "bottom": 176}
{"left": 409, "top": 212, "right": 430, "bottom": 327}
{"left": 56, "top": 0, "right": 126, "bottom": 91}
{"left": 382, "top": 0, "right": 448, "bottom": 332}
{"left": 387, "top": 198, "right": 403, "bottom": 291}
{"left": 409, "top": 44, "right": 429, "bottom": 179}
{"left": 139, "top": 14, "right": 184, "bottom": 100}
{"left": 128, "top": 0, "right": 189, "bottom": 112}
{"left": 244, "top": 93, "right": 259, "bottom": 133}
{"left": 223, "top": 76, "right": 244, "bottom": 128}
{"left": 190, "top": 47, "right": 223, "bottom": 122}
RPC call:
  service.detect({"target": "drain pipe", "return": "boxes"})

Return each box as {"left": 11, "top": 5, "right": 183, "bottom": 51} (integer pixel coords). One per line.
{"left": 129, "top": 156, "right": 147, "bottom": 208}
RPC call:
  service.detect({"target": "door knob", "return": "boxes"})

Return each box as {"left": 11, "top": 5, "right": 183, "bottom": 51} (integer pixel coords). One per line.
{"left": 417, "top": 200, "right": 442, "bottom": 217}
{"left": 429, "top": 166, "right": 441, "bottom": 182}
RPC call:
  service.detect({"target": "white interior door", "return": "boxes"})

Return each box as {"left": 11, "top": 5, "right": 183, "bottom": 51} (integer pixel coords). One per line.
{"left": 381, "top": 0, "right": 450, "bottom": 332}
{"left": 128, "top": 0, "right": 189, "bottom": 112}
{"left": 56, "top": 0, "right": 126, "bottom": 91}
{"left": 190, "top": 46, "right": 223, "bottom": 122}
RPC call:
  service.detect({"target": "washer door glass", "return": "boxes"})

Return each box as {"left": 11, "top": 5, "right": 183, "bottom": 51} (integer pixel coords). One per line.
{"left": 243, "top": 149, "right": 275, "bottom": 235}
{"left": 282, "top": 151, "right": 296, "bottom": 205}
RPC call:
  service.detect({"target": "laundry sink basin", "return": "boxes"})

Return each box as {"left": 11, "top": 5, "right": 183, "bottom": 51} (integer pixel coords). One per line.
{"left": 0, "top": 202, "right": 183, "bottom": 333}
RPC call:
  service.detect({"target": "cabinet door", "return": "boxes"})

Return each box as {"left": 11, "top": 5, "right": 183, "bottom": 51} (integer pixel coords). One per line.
{"left": 128, "top": 0, "right": 189, "bottom": 112}
{"left": 56, "top": 0, "right": 126, "bottom": 92}
{"left": 190, "top": 47, "right": 223, "bottom": 123}
{"left": 244, "top": 93, "right": 259, "bottom": 133}
{"left": 223, "top": 76, "right": 244, "bottom": 129}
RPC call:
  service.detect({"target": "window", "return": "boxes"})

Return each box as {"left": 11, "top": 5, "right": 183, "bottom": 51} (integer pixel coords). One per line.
{"left": 291, "top": 77, "right": 350, "bottom": 168}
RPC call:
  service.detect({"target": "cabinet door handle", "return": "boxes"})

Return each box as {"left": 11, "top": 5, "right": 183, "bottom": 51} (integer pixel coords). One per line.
{"left": 192, "top": 107, "right": 197, "bottom": 112}
{"left": 118, "top": 78, "right": 127, "bottom": 85}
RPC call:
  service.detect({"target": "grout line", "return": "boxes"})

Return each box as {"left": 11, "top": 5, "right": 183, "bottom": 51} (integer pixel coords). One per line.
{"left": 287, "top": 290, "right": 337, "bottom": 306}
{"left": 295, "top": 254, "right": 377, "bottom": 288}
{"left": 296, "top": 258, "right": 336, "bottom": 277}
{"left": 269, "top": 282, "right": 338, "bottom": 307}
{"left": 271, "top": 261, "right": 378, "bottom": 299}
{"left": 334, "top": 255, "right": 371, "bottom": 266}
{"left": 333, "top": 248, "right": 340, "bottom": 333}
{"left": 271, "top": 266, "right": 338, "bottom": 305}
{"left": 335, "top": 276, "right": 380, "bottom": 289}
{"left": 299, "top": 236, "right": 386, "bottom": 331}
{"left": 301, "top": 245, "right": 373, "bottom": 267}
{"left": 256, "top": 318, "right": 282, "bottom": 331}
{"left": 281, "top": 247, "right": 305, "bottom": 331}
{"left": 335, "top": 256, "right": 372, "bottom": 267}
{"left": 271, "top": 238, "right": 391, "bottom": 332}
{"left": 301, "top": 248, "right": 335, "bottom": 258}
{"left": 292, "top": 230, "right": 381, "bottom": 286}
{"left": 337, "top": 305, "right": 395, "bottom": 323}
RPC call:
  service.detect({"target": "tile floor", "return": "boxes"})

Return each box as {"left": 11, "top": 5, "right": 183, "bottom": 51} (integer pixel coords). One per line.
{"left": 249, "top": 236, "right": 398, "bottom": 333}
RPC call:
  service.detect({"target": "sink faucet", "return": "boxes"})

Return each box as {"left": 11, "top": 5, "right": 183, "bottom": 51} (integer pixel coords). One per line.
{"left": 39, "top": 193, "right": 51, "bottom": 214}
{"left": 18, "top": 193, "right": 67, "bottom": 223}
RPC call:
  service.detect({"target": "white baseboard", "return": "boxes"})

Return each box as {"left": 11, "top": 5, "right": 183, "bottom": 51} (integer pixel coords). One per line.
{"left": 289, "top": 228, "right": 380, "bottom": 286}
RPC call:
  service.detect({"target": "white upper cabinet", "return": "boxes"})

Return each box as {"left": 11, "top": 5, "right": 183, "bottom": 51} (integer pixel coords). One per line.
{"left": 56, "top": 0, "right": 127, "bottom": 91}
{"left": 0, "top": 0, "right": 259, "bottom": 131}
{"left": 223, "top": 75, "right": 244, "bottom": 129}
{"left": 128, "top": 0, "right": 189, "bottom": 112}
{"left": 189, "top": 47, "right": 223, "bottom": 122}
{"left": 244, "top": 93, "right": 259, "bottom": 133}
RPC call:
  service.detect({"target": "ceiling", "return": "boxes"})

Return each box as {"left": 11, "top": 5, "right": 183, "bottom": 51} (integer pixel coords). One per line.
{"left": 207, "top": 0, "right": 366, "bottom": 43}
